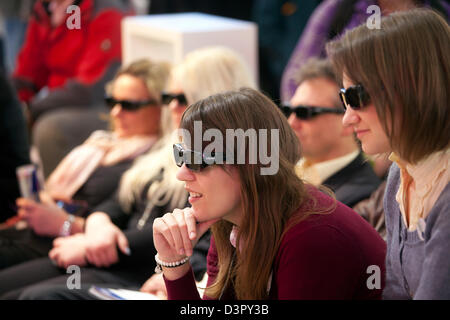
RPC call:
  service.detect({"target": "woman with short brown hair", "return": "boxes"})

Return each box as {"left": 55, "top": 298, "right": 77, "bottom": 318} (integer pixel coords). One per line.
{"left": 327, "top": 8, "right": 450, "bottom": 299}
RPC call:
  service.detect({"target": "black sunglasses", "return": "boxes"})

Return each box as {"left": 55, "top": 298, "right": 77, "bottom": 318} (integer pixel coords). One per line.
{"left": 279, "top": 104, "right": 344, "bottom": 120}
{"left": 105, "top": 96, "right": 158, "bottom": 111}
{"left": 161, "top": 92, "right": 188, "bottom": 106}
{"left": 339, "top": 85, "right": 371, "bottom": 110}
{"left": 173, "top": 143, "right": 226, "bottom": 172}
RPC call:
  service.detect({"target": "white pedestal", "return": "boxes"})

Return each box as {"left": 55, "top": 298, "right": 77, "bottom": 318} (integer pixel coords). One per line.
{"left": 121, "top": 12, "right": 258, "bottom": 83}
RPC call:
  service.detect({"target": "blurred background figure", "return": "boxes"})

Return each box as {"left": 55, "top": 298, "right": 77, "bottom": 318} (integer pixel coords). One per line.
{"left": 146, "top": 0, "right": 320, "bottom": 102}
{"left": 0, "top": 46, "right": 257, "bottom": 300}
{"left": 10, "top": 0, "right": 132, "bottom": 178}
{"left": 148, "top": 0, "right": 253, "bottom": 21}
{"left": 281, "top": 0, "right": 450, "bottom": 102}
{"left": 252, "top": 0, "right": 320, "bottom": 101}
{"left": 0, "top": 58, "right": 170, "bottom": 270}
{"left": 0, "top": 0, "right": 35, "bottom": 75}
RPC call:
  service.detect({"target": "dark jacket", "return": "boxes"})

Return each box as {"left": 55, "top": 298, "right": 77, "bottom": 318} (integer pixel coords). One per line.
{"left": 322, "top": 152, "right": 381, "bottom": 208}
{"left": 353, "top": 180, "right": 386, "bottom": 240}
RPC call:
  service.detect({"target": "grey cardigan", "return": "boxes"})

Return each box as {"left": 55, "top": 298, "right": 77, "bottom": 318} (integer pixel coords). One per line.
{"left": 383, "top": 163, "right": 450, "bottom": 299}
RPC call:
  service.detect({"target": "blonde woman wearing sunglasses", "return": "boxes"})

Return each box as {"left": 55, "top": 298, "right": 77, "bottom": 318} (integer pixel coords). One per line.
{"left": 1, "top": 59, "right": 169, "bottom": 271}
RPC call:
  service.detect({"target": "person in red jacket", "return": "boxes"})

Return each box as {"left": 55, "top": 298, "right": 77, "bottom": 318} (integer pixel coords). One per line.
{"left": 11, "top": 0, "right": 133, "bottom": 177}
{"left": 13, "top": 0, "right": 130, "bottom": 116}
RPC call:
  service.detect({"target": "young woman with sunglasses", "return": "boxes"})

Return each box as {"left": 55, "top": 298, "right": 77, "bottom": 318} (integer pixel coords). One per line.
{"left": 0, "top": 59, "right": 169, "bottom": 271}
{"left": 0, "top": 46, "right": 257, "bottom": 300}
{"left": 327, "top": 9, "right": 450, "bottom": 299}
{"left": 153, "top": 88, "right": 386, "bottom": 300}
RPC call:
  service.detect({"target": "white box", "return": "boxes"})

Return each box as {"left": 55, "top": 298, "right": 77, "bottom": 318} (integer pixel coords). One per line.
{"left": 121, "top": 12, "right": 258, "bottom": 83}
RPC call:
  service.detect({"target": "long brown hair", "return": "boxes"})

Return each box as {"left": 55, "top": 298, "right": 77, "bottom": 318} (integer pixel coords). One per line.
{"left": 180, "top": 88, "right": 330, "bottom": 299}
{"left": 326, "top": 8, "right": 450, "bottom": 164}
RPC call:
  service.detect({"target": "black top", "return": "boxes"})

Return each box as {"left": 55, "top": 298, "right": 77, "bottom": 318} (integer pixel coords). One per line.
{"left": 0, "top": 72, "right": 30, "bottom": 222}
{"left": 73, "top": 159, "right": 134, "bottom": 211}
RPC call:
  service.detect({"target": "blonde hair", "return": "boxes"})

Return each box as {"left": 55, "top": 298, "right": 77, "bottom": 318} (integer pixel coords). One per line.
{"left": 174, "top": 46, "right": 256, "bottom": 105}
{"left": 118, "top": 132, "right": 186, "bottom": 217}
{"left": 119, "top": 47, "right": 257, "bottom": 217}
{"left": 106, "top": 59, "right": 173, "bottom": 136}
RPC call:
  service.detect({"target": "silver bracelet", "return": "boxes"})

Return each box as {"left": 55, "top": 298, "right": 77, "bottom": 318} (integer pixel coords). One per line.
{"left": 59, "top": 214, "right": 76, "bottom": 237}
{"left": 154, "top": 253, "right": 189, "bottom": 274}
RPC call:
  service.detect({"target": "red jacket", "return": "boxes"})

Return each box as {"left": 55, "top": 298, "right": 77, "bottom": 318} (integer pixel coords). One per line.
{"left": 13, "top": 0, "right": 131, "bottom": 117}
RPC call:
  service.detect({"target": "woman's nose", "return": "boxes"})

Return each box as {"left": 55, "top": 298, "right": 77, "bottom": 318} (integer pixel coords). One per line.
{"left": 176, "top": 163, "right": 195, "bottom": 182}
{"left": 110, "top": 103, "right": 123, "bottom": 117}
{"left": 288, "top": 113, "right": 296, "bottom": 124}
{"left": 342, "top": 107, "right": 359, "bottom": 128}
{"left": 169, "top": 99, "right": 181, "bottom": 110}
{"left": 288, "top": 113, "right": 302, "bottom": 129}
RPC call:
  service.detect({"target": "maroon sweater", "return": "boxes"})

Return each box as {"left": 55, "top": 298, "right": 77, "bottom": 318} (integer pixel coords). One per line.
{"left": 164, "top": 187, "right": 386, "bottom": 300}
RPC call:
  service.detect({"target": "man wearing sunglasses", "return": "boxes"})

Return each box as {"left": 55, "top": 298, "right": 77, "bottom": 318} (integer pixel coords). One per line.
{"left": 285, "top": 58, "right": 381, "bottom": 208}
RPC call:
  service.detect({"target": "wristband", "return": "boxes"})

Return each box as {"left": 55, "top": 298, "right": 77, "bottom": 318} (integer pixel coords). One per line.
{"left": 154, "top": 253, "right": 189, "bottom": 274}
{"left": 59, "top": 214, "right": 76, "bottom": 237}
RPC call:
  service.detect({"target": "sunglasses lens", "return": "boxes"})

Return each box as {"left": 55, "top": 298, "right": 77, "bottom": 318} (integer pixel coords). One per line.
{"left": 162, "top": 93, "right": 187, "bottom": 105}
{"left": 186, "top": 163, "right": 203, "bottom": 171}
{"left": 346, "top": 88, "right": 362, "bottom": 110}
{"left": 279, "top": 105, "right": 291, "bottom": 118}
{"left": 295, "top": 107, "right": 310, "bottom": 119}
{"left": 173, "top": 144, "right": 184, "bottom": 167}
{"left": 105, "top": 97, "right": 145, "bottom": 111}
{"left": 184, "top": 150, "right": 205, "bottom": 171}
{"left": 341, "top": 85, "right": 370, "bottom": 110}
{"left": 186, "top": 150, "right": 204, "bottom": 170}
{"left": 120, "top": 101, "right": 138, "bottom": 111}
{"left": 178, "top": 95, "right": 187, "bottom": 105}
{"left": 162, "top": 93, "right": 172, "bottom": 105}
{"left": 173, "top": 144, "right": 205, "bottom": 171}
{"left": 105, "top": 97, "right": 116, "bottom": 108}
